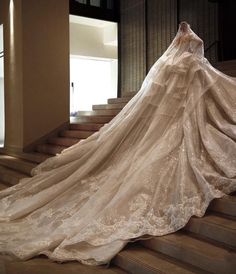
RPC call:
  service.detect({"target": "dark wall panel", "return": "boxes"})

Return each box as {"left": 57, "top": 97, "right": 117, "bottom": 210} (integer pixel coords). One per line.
{"left": 179, "top": 0, "right": 218, "bottom": 63}
{"left": 119, "top": 0, "right": 146, "bottom": 94}
{"left": 119, "top": 0, "right": 219, "bottom": 95}
{"left": 147, "top": 0, "right": 177, "bottom": 69}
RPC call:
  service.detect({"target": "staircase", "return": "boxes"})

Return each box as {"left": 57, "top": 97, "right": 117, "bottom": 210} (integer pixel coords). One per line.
{"left": 0, "top": 64, "right": 236, "bottom": 273}
{"left": 216, "top": 59, "right": 236, "bottom": 77}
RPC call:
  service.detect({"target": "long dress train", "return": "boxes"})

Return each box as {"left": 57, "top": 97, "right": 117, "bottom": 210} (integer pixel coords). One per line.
{"left": 0, "top": 22, "right": 235, "bottom": 265}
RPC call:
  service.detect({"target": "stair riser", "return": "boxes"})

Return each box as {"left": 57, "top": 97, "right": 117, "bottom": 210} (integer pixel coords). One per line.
{"left": 209, "top": 197, "right": 236, "bottom": 217}
{"left": 184, "top": 218, "right": 236, "bottom": 248}
{"left": 142, "top": 239, "right": 236, "bottom": 274}
{"left": 60, "top": 131, "right": 94, "bottom": 139}
{"left": 70, "top": 124, "right": 103, "bottom": 131}
{"left": 108, "top": 98, "right": 130, "bottom": 104}
{"left": 72, "top": 116, "right": 114, "bottom": 123}
{"left": 36, "top": 146, "right": 64, "bottom": 156}
{"left": 92, "top": 103, "right": 126, "bottom": 110}
{"left": 114, "top": 255, "right": 161, "bottom": 274}
{"left": 122, "top": 91, "right": 136, "bottom": 97}
{"left": 48, "top": 138, "right": 79, "bottom": 147}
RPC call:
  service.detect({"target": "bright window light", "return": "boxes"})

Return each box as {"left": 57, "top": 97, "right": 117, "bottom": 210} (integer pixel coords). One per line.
{"left": 70, "top": 56, "right": 117, "bottom": 114}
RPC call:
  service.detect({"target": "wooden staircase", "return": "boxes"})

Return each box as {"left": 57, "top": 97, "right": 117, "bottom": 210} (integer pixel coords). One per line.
{"left": 0, "top": 65, "right": 236, "bottom": 273}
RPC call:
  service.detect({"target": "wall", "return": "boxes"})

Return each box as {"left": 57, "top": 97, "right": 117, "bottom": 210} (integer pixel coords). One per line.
{"left": 0, "top": 0, "right": 24, "bottom": 152}
{"left": 22, "top": 0, "right": 69, "bottom": 148}
{"left": 219, "top": 0, "right": 236, "bottom": 61}
{"left": 119, "top": 0, "right": 218, "bottom": 95}
{"left": 179, "top": 0, "right": 218, "bottom": 63}
{"left": 70, "top": 20, "right": 117, "bottom": 59}
{"left": 0, "top": 0, "right": 70, "bottom": 152}
{"left": 119, "top": 0, "right": 146, "bottom": 94}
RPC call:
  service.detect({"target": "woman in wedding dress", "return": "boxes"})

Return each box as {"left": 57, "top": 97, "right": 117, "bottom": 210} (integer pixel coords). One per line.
{"left": 0, "top": 22, "right": 235, "bottom": 266}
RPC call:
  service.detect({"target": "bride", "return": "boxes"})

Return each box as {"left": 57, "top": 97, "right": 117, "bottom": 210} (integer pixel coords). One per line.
{"left": 0, "top": 22, "right": 235, "bottom": 266}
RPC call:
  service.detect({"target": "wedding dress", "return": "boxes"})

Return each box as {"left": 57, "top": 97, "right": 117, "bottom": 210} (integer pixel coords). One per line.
{"left": 0, "top": 22, "right": 235, "bottom": 266}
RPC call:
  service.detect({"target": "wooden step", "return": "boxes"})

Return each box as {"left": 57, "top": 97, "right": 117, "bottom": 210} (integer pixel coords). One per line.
{"left": 141, "top": 231, "right": 236, "bottom": 274}
{"left": 36, "top": 144, "right": 66, "bottom": 155}
{"left": 184, "top": 213, "right": 236, "bottom": 248}
{"left": 216, "top": 59, "right": 236, "bottom": 70}
{"left": 0, "top": 255, "right": 127, "bottom": 274}
{"left": 0, "top": 155, "right": 36, "bottom": 176}
{"left": 209, "top": 194, "right": 236, "bottom": 217}
{"left": 0, "top": 165, "right": 29, "bottom": 186}
{"left": 107, "top": 97, "right": 131, "bottom": 104}
{"left": 122, "top": 91, "right": 137, "bottom": 97}
{"left": 70, "top": 123, "right": 104, "bottom": 131}
{"left": 71, "top": 115, "right": 114, "bottom": 124}
{"left": 60, "top": 130, "right": 94, "bottom": 139}
{"left": 14, "top": 152, "right": 50, "bottom": 164}
{"left": 221, "top": 69, "right": 236, "bottom": 77}
{"left": 92, "top": 103, "right": 126, "bottom": 110}
{"left": 0, "top": 182, "right": 8, "bottom": 191}
{"left": 77, "top": 109, "right": 120, "bottom": 116}
{"left": 113, "top": 245, "right": 207, "bottom": 274}
{"left": 47, "top": 137, "right": 80, "bottom": 147}
{"left": 0, "top": 149, "right": 51, "bottom": 164}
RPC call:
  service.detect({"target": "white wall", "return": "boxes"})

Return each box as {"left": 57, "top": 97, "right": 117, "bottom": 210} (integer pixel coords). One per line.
{"left": 69, "top": 19, "right": 117, "bottom": 59}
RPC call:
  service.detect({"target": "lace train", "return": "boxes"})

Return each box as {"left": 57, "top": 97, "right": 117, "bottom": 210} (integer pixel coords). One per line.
{"left": 0, "top": 22, "right": 235, "bottom": 265}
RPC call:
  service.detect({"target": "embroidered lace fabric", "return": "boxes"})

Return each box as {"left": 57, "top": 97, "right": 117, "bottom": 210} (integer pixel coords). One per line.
{"left": 0, "top": 22, "right": 235, "bottom": 265}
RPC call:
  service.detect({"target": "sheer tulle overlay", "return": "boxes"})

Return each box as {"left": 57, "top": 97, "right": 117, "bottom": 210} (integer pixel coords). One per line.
{"left": 0, "top": 23, "right": 235, "bottom": 265}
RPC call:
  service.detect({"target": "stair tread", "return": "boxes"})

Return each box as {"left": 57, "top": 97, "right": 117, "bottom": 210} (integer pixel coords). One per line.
{"left": 77, "top": 110, "right": 120, "bottom": 116}
{"left": 148, "top": 231, "right": 233, "bottom": 257}
{"left": 93, "top": 103, "right": 126, "bottom": 110}
{"left": 71, "top": 116, "right": 114, "bottom": 124}
{"left": 114, "top": 245, "right": 207, "bottom": 274}
{"left": 0, "top": 155, "right": 36, "bottom": 175}
{"left": 0, "top": 255, "right": 127, "bottom": 274}
{"left": 189, "top": 213, "right": 236, "bottom": 230}
{"left": 0, "top": 149, "right": 51, "bottom": 164}
{"left": 107, "top": 97, "right": 130, "bottom": 104}
{"left": 209, "top": 194, "right": 236, "bottom": 216}
{"left": 142, "top": 231, "right": 236, "bottom": 274}
{"left": 0, "top": 165, "right": 29, "bottom": 185}
{"left": 185, "top": 212, "right": 236, "bottom": 248}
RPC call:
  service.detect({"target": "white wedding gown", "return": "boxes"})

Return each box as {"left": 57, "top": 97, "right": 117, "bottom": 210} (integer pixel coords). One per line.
{"left": 0, "top": 23, "right": 235, "bottom": 266}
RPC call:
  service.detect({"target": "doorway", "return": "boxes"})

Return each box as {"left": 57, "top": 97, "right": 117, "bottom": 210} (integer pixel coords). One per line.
{"left": 69, "top": 15, "right": 118, "bottom": 116}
